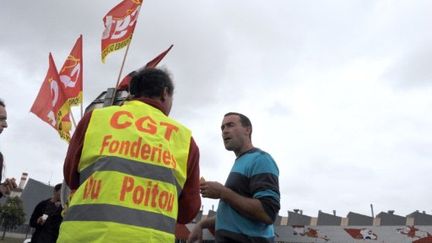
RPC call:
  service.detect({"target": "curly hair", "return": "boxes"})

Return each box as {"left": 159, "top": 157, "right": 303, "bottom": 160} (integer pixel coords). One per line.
{"left": 129, "top": 68, "right": 174, "bottom": 98}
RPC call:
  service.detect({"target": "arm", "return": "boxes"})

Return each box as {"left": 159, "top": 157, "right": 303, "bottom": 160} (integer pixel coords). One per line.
{"left": 0, "top": 178, "right": 17, "bottom": 197}
{"left": 187, "top": 216, "right": 215, "bottom": 243}
{"left": 201, "top": 154, "right": 280, "bottom": 225}
{"left": 63, "top": 111, "right": 92, "bottom": 190}
{"left": 200, "top": 181, "right": 273, "bottom": 224}
{"left": 29, "top": 201, "right": 45, "bottom": 228}
{"left": 177, "top": 137, "right": 201, "bottom": 224}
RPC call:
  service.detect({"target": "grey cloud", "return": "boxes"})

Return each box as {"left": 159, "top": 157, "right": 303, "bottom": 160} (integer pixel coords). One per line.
{"left": 383, "top": 46, "right": 432, "bottom": 88}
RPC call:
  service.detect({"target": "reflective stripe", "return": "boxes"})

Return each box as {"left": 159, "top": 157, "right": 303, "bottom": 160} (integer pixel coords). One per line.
{"left": 80, "top": 156, "right": 182, "bottom": 195}
{"left": 64, "top": 203, "right": 176, "bottom": 234}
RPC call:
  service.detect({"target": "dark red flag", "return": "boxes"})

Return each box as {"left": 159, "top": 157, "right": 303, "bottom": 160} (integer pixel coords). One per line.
{"left": 117, "top": 44, "right": 174, "bottom": 90}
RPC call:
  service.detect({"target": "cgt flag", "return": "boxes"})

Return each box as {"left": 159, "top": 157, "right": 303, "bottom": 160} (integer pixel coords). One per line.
{"left": 117, "top": 44, "right": 173, "bottom": 90}
{"left": 101, "top": 0, "right": 143, "bottom": 63}
{"left": 30, "top": 53, "right": 72, "bottom": 141}
{"left": 59, "top": 35, "right": 83, "bottom": 107}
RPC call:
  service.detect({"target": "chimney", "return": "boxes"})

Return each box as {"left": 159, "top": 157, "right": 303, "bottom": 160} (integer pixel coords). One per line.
{"left": 18, "top": 172, "right": 28, "bottom": 189}
{"left": 300, "top": 210, "right": 303, "bottom": 215}
{"left": 9, "top": 172, "right": 28, "bottom": 198}
{"left": 293, "top": 209, "right": 300, "bottom": 214}
{"left": 388, "top": 210, "right": 394, "bottom": 215}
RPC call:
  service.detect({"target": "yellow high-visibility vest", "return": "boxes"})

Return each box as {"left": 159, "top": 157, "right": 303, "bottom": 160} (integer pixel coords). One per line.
{"left": 58, "top": 100, "right": 191, "bottom": 243}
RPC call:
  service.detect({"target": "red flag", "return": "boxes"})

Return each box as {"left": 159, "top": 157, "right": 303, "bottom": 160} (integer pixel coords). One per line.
{"left": 145, "top": 44, "right": 173, "bottom": 69}
{"left": 59, "top": 35, "right": 83, "bottom": 106}
{"left": 30, "top": 53, "right": 72, "bottom": 141}
{"left": 117, "top": 44, "right": 174, "bottom": 90}
{"left": 101, "top": 0, "right": 143, "bottom": 63}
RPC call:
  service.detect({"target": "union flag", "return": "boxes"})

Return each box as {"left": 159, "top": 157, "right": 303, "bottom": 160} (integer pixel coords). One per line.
{"left": 30, "top": 53, "right": 71, "bottom": 141}
{"left": 59, "top": 35, "right": 83, "bottom": 107}
{"left": 101, "top": 0, "right": 143, "bottom": 63}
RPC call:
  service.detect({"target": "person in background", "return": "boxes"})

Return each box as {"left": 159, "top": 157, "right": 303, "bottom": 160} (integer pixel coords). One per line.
{"left": 0, "top": 99, "right": 8, "bottom": 135}
{"left": 188, "top": 112, "right": 280, "bottom": 243}
{"left": 0, "top": 99, "right": 18, "bottom": 197}
{"left": 58, "top": 68, "right": 201, "bottom": 242}
{"left": 29, "top": 183, "right": 63, "bottom": 243}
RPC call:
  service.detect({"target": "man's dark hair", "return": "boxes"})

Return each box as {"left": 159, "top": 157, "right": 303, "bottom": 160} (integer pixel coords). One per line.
{"left": 0, "top": 99, "right": 5, "bottom": 107}
{"left": 129, "top": 68, "right": 174, "bottom": 98}
{"left": 224, "top": 112, "right": 253, "bottom": 139}
{"left": 54, "top": 183, "right": 62, "bottom": 192}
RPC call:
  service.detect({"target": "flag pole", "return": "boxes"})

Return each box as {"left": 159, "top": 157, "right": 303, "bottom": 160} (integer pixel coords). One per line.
{"left": 115, "top": 40, "right": 132, "bottom": 89}
{"left": 109, "top": 4, "right": 142, "bottom": 106}
{"left": 70, "top": 111, "right": 77, "bottom": 128}
{"left": 110, "top": 40, "right": 132, "bottom": 106}
{"left": 80, "top": 102, "right": 83, "bottom": 118}
{"left": 81, "top": 34, "right": 84, "bottom": 118}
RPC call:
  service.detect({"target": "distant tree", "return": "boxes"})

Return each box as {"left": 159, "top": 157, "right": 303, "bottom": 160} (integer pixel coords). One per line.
{"left": 0, "top": 196, "right": 25, "bottom": 240}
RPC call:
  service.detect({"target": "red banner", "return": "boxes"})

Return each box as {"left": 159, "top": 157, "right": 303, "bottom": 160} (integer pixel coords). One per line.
{"left": 59, "top": 35, "right": 83, "bottom": 106}
{"left": 145, "top": 44, "right": 173, "bottom": 69}
{"left": 101, "top": 0, "right": 143, "bottom": 63}
{"left": 117, "top": 44, "right": 173, "bottom": 90}
{"left": 30, "top": 53, "right": 71, "bottom": 141}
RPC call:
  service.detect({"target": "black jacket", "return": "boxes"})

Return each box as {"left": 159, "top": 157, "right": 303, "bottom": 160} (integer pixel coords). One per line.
{"left": 29, "top": 198, "right": 63, "bottom": 243}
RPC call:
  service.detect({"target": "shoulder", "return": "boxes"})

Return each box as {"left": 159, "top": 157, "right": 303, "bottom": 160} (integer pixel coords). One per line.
{"left": 249, "top": 149, "right": 279, "bottom": 176}
{"left": 77, "top": 110, "right": 93, "bottom": 129}
{"left": 36, "top": 198, "right": 50, "bottom": 207}
{"left": 190, "top": 137, "right": 199, "bottom": 150}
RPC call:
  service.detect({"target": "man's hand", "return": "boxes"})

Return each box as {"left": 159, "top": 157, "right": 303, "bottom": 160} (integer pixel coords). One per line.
{"left": 199, "top": 181, "right": 225, "bottom": 199}
{"left": 187, "top": 221, "right": 203, "bottom": 243}
{"left": 37, "top": 215, "right": 48, "bottom": 225}
{"left": 0, "top": 178, "right": 17, "bottom": 196}
{"left": 187, "top": 217, "right": 215, "bottom": 243}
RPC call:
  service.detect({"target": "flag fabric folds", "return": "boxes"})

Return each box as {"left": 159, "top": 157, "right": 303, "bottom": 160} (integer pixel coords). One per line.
{"left": 101, "top": 0, "right": 143, "bottom": 63}
{"left": 145, "top": 44, "right": 173, "bottom": 69}
{"left": 59, "top": 35, "right": 83, "bottom": 107}
{"left": 117, "top": 44, "right": 173, "bottom": 90}
{"left": 30, "top": 53, "right": 72, "bottom": 141}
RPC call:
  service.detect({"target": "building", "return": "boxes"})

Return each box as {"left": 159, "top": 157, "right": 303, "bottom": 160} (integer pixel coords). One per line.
{"left": 317, "top": 210, "right": 342, "bottom": 226}
{"left": 2, "top": 173, "right": 432, "bottom": 242}
{"left": 376, "top": 210, "right": 406, "bottom": 226}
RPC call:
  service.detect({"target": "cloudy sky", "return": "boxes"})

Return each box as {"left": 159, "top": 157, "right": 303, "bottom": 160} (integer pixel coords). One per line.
{"left": 1, "top": 0, "right": 431, "bottom": 218}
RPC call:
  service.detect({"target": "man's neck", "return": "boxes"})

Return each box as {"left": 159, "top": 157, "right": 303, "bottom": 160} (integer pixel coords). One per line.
{"left": 235, "top": 144, "right": 255, "bottom": 157}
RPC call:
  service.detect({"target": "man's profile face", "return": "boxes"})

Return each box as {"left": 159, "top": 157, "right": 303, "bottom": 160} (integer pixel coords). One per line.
{"left": 0, "top": 105, "right": 7, "bottom": 134}
{"left": 53, "top": 189, "right": 61, "bottom": 202}
{"left": 221, "top": 115, "right": 249, "bottom": 152}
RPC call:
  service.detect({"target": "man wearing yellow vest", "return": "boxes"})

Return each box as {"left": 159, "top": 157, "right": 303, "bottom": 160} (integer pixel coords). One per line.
{"left": 58, "top": 68, "right": 201, "bottom": 242}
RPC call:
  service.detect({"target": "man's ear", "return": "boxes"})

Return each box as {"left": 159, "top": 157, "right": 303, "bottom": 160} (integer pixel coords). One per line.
{"left": 161, "top": 87, "right": 169, "bottom": 102}
{"left": 246, "top": 127, "right": 252, "bottom": 136}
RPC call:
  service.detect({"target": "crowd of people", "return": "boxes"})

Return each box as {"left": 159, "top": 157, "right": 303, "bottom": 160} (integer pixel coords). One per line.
{"left": 1, "top": 67, "right": 280, "bottom": 243}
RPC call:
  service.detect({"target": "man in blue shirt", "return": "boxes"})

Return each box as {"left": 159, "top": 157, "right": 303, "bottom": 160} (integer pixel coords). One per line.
{"left": 188, "top": 112, "right": 280, "bottom": 243}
